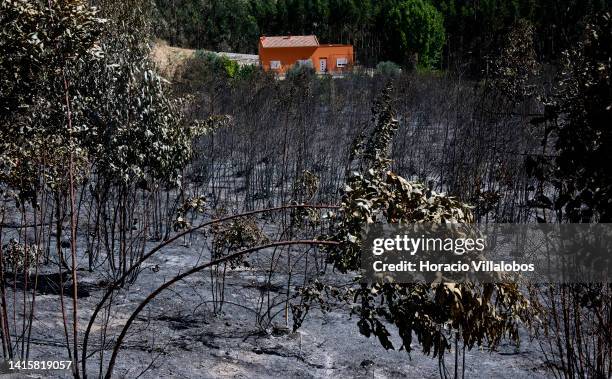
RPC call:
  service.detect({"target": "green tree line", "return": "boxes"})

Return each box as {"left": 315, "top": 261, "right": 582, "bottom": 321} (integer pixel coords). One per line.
{"left": 152, "top": 0, "right": 610, "bottom": 71}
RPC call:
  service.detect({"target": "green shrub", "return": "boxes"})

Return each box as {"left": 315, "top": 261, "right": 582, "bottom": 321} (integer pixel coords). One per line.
{"left": 193, "top": 51, "right": 240, "bottom": 78}
{"left": 286, "top": 62, "right": 315, "bottom": 80}
{"left": 376, "top": 61, "right": 401, "bottom": 77}
{"left": 235, "top": 64, "right": 260, "bottom": 80}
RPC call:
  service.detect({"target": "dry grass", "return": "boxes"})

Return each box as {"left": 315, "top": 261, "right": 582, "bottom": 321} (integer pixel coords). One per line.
{"left": 151, "top": 39, "right": 196, "bottom": 78}
{"left": 152, "top": 40, "right": 260, "bottom": 79}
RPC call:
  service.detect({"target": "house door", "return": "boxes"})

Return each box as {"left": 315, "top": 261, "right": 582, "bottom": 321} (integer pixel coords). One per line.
{"left": 319, "top": 58, "right": 327, "bottom": 72}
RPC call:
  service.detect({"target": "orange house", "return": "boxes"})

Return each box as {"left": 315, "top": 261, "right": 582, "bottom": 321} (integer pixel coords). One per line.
{"left": 258, "top": 35, "right": 354, "bottom": 74}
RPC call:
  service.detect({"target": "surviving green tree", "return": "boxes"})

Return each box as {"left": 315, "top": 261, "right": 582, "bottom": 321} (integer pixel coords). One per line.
{"left": 380, "top": 0, "right": 446, "bottom": 69}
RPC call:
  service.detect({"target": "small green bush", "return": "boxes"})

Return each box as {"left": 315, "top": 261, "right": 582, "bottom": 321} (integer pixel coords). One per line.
{"left": 193, "top": 51, "right": 240, "bottom": 78}
{"left": 286, "top": 62, "right": 315, "bottom": 80}
{"left": 235, "top": 64, "right": 260, "bottom": 80}
{"left": 376, "top": 61, "right": 401, "bottom": 77}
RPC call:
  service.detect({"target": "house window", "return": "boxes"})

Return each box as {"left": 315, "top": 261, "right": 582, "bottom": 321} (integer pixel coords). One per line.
{"left": 336, "top": 57, "right": 348, "bottom": 68}
{"left": 270, "top": 60, "right": 281, "bottom": 69}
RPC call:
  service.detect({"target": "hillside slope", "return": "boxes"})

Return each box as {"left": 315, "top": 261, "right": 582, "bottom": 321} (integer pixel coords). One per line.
{"left": 152, "top": 40, "right": 258, "bottom": 78}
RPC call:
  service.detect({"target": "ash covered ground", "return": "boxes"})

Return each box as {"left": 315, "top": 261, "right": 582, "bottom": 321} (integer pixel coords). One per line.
{"left": 2, "top": 227, "right": 549, "bottom": 379}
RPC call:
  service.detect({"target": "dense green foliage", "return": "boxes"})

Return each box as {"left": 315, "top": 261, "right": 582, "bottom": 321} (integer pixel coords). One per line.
{"left": 529, "top": 12, "right": 612, "bottom": 222}
{"left": 153, "top": 0, "right": 258, "bottom": 53}
{"left": 0, "top": 0, "right": 105, "bottom": 201}
{"left": 192, "top": 51, "right": 243, "bottom": 78}
{"left": 382, "top": 0, "right": 445, "bottom": 68}
{"left": 0, "top": 0, "right": 205, "bottom": 203}
{"left": 437, "top": 0, "right": 610, "bottom": 71}
{"left": 152, "top": 0, "right": 610, "bottom": 71}
{"left": 552, "top": 12, "right": 612, "bottom": 222}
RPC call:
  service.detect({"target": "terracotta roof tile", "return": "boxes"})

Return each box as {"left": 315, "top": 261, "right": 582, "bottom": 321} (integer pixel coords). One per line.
{"left": 260, "top": 35, "right": 319, "bottom": 48}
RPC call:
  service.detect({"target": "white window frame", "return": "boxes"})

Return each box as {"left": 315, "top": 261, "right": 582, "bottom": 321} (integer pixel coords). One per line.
{"left": 270, "top": 60, "right": 281, "bottom": 69}
{"left": 336, "top": 57, "right": 348, "bottom": 68}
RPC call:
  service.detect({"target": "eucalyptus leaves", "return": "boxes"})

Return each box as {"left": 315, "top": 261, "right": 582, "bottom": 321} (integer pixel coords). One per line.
{"left": 0, "top": 0, "right": 220, "bottom": 204}
{"left": 296, "top": 85, "right": 532, "bottom": 363}
{"left": 0, "top": 0, "right": 104, "bottom": 203}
